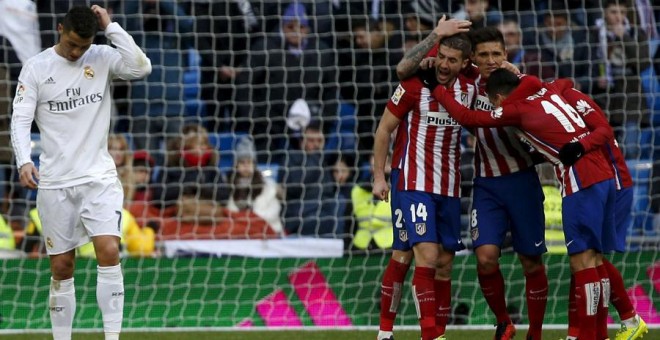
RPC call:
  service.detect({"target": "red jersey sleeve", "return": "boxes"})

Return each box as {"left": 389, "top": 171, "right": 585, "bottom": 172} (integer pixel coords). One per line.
{"left": 553, "top": 79, "right": 614, "bottom": 152}
{"left": 386, "top": 82, "right": 417, "bottom": 119}
{"left": 432, "top": 85, "right": 520, "bottom": 127}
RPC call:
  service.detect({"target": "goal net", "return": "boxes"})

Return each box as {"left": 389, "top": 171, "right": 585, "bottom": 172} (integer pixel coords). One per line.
{"left": 0, "top": 0, "right": 659, "bottom": 332}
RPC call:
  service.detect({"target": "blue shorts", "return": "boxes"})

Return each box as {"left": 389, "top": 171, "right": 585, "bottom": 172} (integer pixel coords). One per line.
{"left": 390, "top": 170, "right": 465, "bottom": 252}
{"left": 562, "top": 179, "right": 616, "bottom": 255}
{"left": 469, "top": 167, "right": 546, "bottom": 256}
{"left": 613, "top": 187, "right": 633, "bottom": 252}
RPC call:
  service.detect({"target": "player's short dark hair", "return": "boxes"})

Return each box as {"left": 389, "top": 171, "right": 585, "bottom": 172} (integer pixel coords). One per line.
{"left": 604, "top": 0, "right": 627, "bottom": 8}
{"left": 468, "top": 26, "right": 505, "bottom": 51}
{"left": 485, "top": 69, "right": 520, "bottom": 98}
{"left": 62, "top": 6, "right": 98, "bottom": 39}
{"left": 439, "top": 33, "right": 472, "bottom": 59}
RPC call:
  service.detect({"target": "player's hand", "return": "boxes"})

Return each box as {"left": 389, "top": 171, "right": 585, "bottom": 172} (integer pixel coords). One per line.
{"left": 434, "top": 15, "right": 472, "bottom": 40}
{"left": 419, "top": 57, "right": 437, "bottom": 70}
{"left": 558, "top": 142, "right": 585, "bottom": 166}
{"left": 418, "top": 68, "right": 439, "bottom": 91}
{"left": 91, "top": 5, "right": 111, "bottom": 30}
{"left": 19, "top": 163, "right": 39, "bottom": 189}
{"left": 500, "top": 61, "right": 521, "bottom": 75}
{"left": 372, "top": 177, "right": 390, "bottom": 202}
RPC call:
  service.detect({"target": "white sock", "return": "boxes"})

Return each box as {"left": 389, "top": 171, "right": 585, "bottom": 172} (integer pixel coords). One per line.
{"left": 97, "top": 264, "right": 124, "bottom": 336}
{"left": 566, "top": 336, "right": 577, "bottom": 340}
{"left": 377, "top": 330, "right": 393, "bottom": 340}
{"left": 622, "top": 314, "right": 639, "bottom": 327}
{"left": 50, "top": 277, "right": 76, "bottom": 340}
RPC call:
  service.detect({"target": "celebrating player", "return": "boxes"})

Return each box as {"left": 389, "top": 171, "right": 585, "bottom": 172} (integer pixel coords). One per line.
{"left": 10, "top": 6, "right": 151, "bottom": 340}
{"left": 434, "top": 69, "right": 616, "bottom": 340}
{"left": 553, "top": 80, "right": 649, "bottom": 340}
{"left": 373, "top": 33, "right": 475, "bottom": 340}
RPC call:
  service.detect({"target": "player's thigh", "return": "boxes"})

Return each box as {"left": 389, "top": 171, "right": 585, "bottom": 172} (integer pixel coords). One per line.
{"left": 398, "top": 190, "right": 439, "bottom": 247}
{"left": 435, "top": 195, "right": 464, "bottom": 252}
{"left": 505, "top": 171, "right": 546, "bottom": 256}
{"left": 469, "top": 178, "right": 508, "bottom": 248}
{"left": 613, "top": 187, "right": 633, "bottom": 252}
{"left": 562, "top": 180, "right": 615, "bottom": 255}
{"left": 37, "top": 187, "right": 89, "bottom": 255}
{"left": 390, "top": 169, "right": 412, "bottom": 251}
{"left": 80, "top": 177, "right": 124, "bottom": 238}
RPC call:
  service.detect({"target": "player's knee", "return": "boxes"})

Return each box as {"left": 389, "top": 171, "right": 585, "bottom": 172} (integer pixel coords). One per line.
{"left": 518, "top": 254, "right": 543, "bottom": 273}
{"left": 94, "top": 241, "right": 120, "bottom": 266}
{"left": 50, "top": 258, "right": 75, "bottom": 279}
{"left": 475, "top": 251, "right": 499, "bottom": 273}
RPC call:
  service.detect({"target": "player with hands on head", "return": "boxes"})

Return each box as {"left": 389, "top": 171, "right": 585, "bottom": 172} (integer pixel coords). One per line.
{"left": 434, "top": 69, "right": 617, "bottom": 340}
{"left": 373, "top": 33, "right": 475, "bottom": 340}
{"left": 10, "top": 5, "right": 151, "bottom": 340}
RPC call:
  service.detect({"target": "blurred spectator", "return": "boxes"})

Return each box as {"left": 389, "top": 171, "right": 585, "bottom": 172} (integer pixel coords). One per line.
{"left": 118, "top": 0, "right": 195, "bottom": 152}
{"left": 22, "top": 207, "right": 156, "bottom": 257}
{"left": 498, "top": 19, "right": 525, "bottom": 67}
{"left": 0, "top": 212, "right": 14, "bottom": 252}
{"left": 279, "top": 122, "right": 339, "bottom": 237}
{"left": 153, "top": 123, "right": 228, "bottom": 224}
{"left": 0, "top": 0, "right": 40, "bottom": 231}
{"left": 182, "top": 0, "right": 255, "bottom": 131}
{"left": 592, "top": 0, "right": 651, "bottom": 154}
{"left": 130, "top": 150, "right": 155, "bottom": 203}
{"left": 452, "top": 0, "right": 503, "bottom": 29}
{"left": 328, "top": 152, "right": 358, "bottom": 246}
{"left": 351, "top": 153, "right": 392, "bottom": 251}
{"left": 523, "top": 2, "right": 596, "bottom": 92}
{"left": 402, "top": 0, "right": 448, "bottom": 51}
{"left": 234, "top": 2, "right": 339, "bottom": 163}
{"left": 340, "top": 16, "right": 402, "bottom": 162}
{"left": 226, "top": 136, "right": 283, "bottom": 234}
{"left": 108, "top": 133, "right": 134, "bottom": 202}
{"left": 537, "top": 163, "right": 565, "bottom": 254}
{"left": 495, "top": 0, "right": 536, "bottom": 29}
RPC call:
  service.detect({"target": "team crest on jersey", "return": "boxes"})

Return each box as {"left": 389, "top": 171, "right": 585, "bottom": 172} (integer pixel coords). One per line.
{"left": 491, "top": 107, "right": 503, "bottom": 119}
{"left": 84, "top": 66, "right": 95, "bottom": 79}
{"left": 391, "top": 84, "right": 405, "bottom": 105}
{"left": 46, "top": 237, "right": 54, "bottom": 248}
{"left": 470, "top": 227, "right": 479, "bottom": 240}
{"left": 460, "top": 92, "right": 469, "bottom": 106}
{"left": 399, "top": 230, "right": 408, "bottom": 242}
{"left": 415, "top": 223, "right": 426, "bottom": 235}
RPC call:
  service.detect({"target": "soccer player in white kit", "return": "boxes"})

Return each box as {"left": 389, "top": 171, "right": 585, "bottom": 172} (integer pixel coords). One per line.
{"left": 10, "top": 6, "right": 151, "bottom": 340}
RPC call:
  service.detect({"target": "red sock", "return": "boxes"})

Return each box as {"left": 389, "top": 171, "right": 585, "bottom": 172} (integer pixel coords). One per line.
{"left": 434, "top": 279, "right": 451, "bottom": 336}
{"left": 380, "top": 259, "right": 410, "bottom": 331}
{"left": 413, "top": 266, "right": 439, "bottom": 340}
{"left": 567, "top": 275, "right": 579, "bottom": 337}
{"left": 525, "top": 266, "right": 548, "bottom": 339}
{"left": 574, "top": 268, "right": 601, "bottom": 340}
{"left": 603, "top": 259, "right": 636, "bottom": 321}
{"left": 478, "top": 264, "right": 511, "bottom": 324}
{"left": 596, "top": 265, "right": 610, "bottom": 339}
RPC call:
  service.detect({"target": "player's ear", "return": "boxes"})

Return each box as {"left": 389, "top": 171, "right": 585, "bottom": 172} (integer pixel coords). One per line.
{"left": 57, "top": 23, "right": 64, "bottom": 35}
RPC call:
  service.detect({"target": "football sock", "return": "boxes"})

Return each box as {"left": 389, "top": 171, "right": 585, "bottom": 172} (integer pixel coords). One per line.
{"left": 97, "top": 264, "right": 124, "bottom": 336}
{"left": 478, "top": 264, "right": 511, "bottom": 324}
{"left": 567, "top": 275, "right": 579, "bottom": 338}
{"left": 574, "top": 268, "right": 601, "bottom": 340}
{"left": 596, "top": 264, "right": 610, "bottom": 339}
{"left": 524, "top": 266, "right": 548, "bottom": 339}
{"left": 412, "top": 266, "right": 439, "bottom": 340}
{"left": 603, "top": 259, "right": 636, "bottom": 321}
{"left": 50, "top": 277, "right": 76, "bottom": 340}
{"left": 379, "top": 259, "right": 410, "bottom": 332}
{"left": 434, "top": 279, "right": 451, "bottom": 336}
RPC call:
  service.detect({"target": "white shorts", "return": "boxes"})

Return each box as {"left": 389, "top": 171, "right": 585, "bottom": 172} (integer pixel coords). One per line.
{"left": 36, "top": 177, "right": 124, "bottom": 255}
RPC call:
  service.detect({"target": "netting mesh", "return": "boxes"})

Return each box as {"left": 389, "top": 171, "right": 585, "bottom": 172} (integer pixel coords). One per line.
{"left": 0, "top": 0, "right": 659, "bottom": 331}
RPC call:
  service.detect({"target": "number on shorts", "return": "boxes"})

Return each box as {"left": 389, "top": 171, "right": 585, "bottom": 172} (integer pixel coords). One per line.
{"left": 116, "top": 210, "right": 122, "bottom": 232}
{"left": 470, "top": 209, "right": 478, "bottom": 228}
{"left": 394, "top": 209, "right": 403, "bottom": 229}
{"left": 409, "top": 203, "right": 428, "bottom": 223}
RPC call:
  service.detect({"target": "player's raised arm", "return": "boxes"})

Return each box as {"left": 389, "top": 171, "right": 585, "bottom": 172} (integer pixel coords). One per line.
{"left": 396, "top": 16, "right": 471, "bottom": 80}
{"left": 94, "top": 5, "right": 152, "bottom": 79}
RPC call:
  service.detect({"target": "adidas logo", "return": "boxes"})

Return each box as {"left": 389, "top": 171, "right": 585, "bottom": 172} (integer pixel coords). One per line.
{"left": 45, "top": 77, "right": 55, "bottom": 84}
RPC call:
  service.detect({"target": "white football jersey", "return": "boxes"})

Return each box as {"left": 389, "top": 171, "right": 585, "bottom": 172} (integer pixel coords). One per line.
{"left": 11, "top": 22, "right": 151, "bottom": 189}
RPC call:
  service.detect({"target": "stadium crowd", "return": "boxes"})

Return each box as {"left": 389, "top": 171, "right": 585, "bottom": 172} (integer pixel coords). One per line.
{"left": 0, "top": 0, "right": 659, "bottom": 257}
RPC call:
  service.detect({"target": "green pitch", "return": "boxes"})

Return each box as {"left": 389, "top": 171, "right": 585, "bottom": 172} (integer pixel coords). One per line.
{"left": 2, "top": 329, "right": 658, "bottom": 340}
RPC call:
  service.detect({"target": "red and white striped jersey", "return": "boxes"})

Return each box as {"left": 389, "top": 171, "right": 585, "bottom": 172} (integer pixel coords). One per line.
{"left": 434, "top": 75, "right": 614, "bottom": 196}
{"left": 387, "top": 75, "right": 476, "bottom": 197}
{"left": 470, "top": 75, "right": 535, "bottom": 177}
